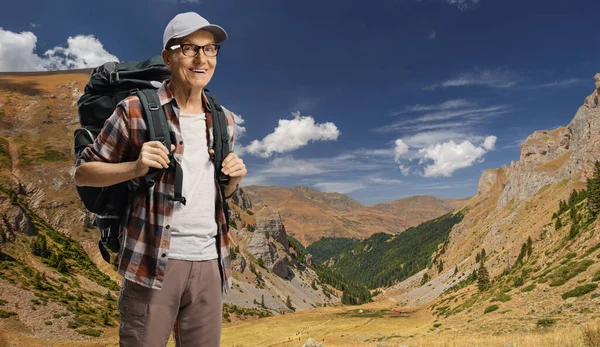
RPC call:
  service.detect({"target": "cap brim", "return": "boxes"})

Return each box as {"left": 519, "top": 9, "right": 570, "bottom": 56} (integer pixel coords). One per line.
{"left": 170, "top": 24, "right": 228, "bottom": 45}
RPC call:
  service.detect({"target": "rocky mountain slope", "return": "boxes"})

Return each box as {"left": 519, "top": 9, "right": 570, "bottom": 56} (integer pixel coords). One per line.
{"left": 375, "top": 73, "right": 600, "bottom": 333}
{"left": 243, "top": 185, "right": 467, "bottom": 245}
{"left": 0, "top": 72, "right": 340, "bottom": 344}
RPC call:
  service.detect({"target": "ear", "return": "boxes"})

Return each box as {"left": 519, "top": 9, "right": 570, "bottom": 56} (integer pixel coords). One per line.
{"left": 161, "top": 49, "right": 172, "bottom": 68}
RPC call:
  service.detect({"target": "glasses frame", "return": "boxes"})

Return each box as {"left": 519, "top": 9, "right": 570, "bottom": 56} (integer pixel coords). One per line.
{"left": 169, "top": 43, "right": 221, "bottom": 58}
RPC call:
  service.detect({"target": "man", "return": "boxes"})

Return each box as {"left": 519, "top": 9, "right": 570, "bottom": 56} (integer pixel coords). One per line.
{"left": 74, "top": 12, "right": 246, "bottom": 347}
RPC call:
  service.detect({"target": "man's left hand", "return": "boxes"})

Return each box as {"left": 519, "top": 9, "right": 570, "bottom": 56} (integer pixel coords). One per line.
{"left": 221, "top": 153, "right": 247, "bottom": 184}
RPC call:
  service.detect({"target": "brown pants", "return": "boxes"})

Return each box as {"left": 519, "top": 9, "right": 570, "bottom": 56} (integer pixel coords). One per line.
{"left": 118, "top": 259, "right": 222, "bottom": 347}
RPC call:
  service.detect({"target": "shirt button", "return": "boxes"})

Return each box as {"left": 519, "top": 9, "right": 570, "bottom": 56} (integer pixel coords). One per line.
{"left": 179, "top": 141, "right": 183, "bottom": 145}
{"left": 161, "top": 253, "right": 166, "bottom": 258}
{"left": 166, "top": 225, "right": 170, "bottom": 229}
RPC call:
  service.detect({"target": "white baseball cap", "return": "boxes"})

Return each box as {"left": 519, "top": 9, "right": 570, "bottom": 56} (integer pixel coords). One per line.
{"left": 163, "top": 12, "right": 228, "bottom": 49}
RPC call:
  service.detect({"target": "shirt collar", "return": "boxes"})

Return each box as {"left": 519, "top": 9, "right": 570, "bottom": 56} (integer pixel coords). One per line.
{"left": 157, "top": 79, "right": 212, "bottom": 111}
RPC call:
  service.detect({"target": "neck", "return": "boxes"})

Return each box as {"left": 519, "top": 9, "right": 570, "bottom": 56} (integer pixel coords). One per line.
{"left": 169, "top": 80, "right": 205, "bottom": 114}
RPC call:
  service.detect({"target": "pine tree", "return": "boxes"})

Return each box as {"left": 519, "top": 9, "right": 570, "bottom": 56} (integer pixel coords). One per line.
{"left": 526, "top": 237, "right": 533, "bottom": 257}
{"left": 588, "top": 161, "right": 600, "bottom": 218}
{"left": 477, "top": 261, "right": 490, "bottom": 291}
{"left": 480, "top": 249, "right": 487, "bottom": 261}
{"left": 454, "top": 266, "right": 458, "bottom": 276}
{"left": 260, "top": 294, "right": 265, "bottom": 308}
{"left": 286, "top": 295, "right": 293, "bottom": 309}
{"left": 516, "top": 243, "right": 527, "bottom": 264}
{"left": 555, "top": 216, "right": 563, "bottom": 229}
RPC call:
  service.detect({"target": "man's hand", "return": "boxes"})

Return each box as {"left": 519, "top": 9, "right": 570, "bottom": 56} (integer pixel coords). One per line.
{"left": 221, "top": 153, "right": 247, "bottom": 184}
{"left": 135, "top": 141, "right": 175, "bottom": 177}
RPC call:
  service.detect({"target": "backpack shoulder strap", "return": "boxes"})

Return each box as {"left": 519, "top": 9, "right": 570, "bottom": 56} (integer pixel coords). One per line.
{"left": 205, "top": 90, "right": 230, "bottom": 186}
{"left": 133, "top": 89, "right": 186, "bottom": 205}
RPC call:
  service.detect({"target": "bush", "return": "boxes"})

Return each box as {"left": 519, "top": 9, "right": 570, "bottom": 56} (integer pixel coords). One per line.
{"left": 522, "top": 284, "right": 536, "bottom": 292}
{"left": 76, "top": 328, "right": 102, "bottom": 337}
{"left": 566, "top": 252, "right": 577, "bottom": 260}
{"left": 562, "top": 283, "right": 598, "bottom": 299}
{"left": 44, "top": 321, "right": 52, "bottom": 325}
{"left": 246, "top": 210, "right": 254, "bottom": 215}
{"left": 583, "top": 325, "right": 600, "bottom": 347}
{"left": 0, "top": 309, "right": 17, "bottom": 318}
{"left": 513, "top": 276, "right": 524, "bottom": 287}
{"left": 493, "top": 293, "right": 512, "bottom": 302}
{"left": 537, "top": 318, "right": 556, "bottom": 328}
{"left": 484, "top": 305, "right": 499, "bottom": 314}
{"left": 549, "top": 260, "right": 594, "bottom": 286}
{"left": 433, "top": 323, "right": 442, "bottom": 328}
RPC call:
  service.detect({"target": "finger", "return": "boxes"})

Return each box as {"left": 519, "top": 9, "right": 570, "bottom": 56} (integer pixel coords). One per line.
{"left": 222, "top": 157, "right": 243, "bottom": 171}
{"left": 145, "top": 141, "right": 170, "bottom": 156}
{"left": 141, "top": 157, "right": 165, "bottom": 169}
{"left": 144, "top": 154, "right": 169, "bottom": 168}
{"left": 222, "top": 152, "right": 237, "bottom": 165}
{"left": 228, "top": 167, "right": 247, "bottom": 177}
{"left": 223, "top": 162, "right": 245, "bottom": 175}
{"left": 171, "top": 144, "right": 176, "bottom": 153}
{"left": 144, "top": 147, "right": 170, "bottom": 163}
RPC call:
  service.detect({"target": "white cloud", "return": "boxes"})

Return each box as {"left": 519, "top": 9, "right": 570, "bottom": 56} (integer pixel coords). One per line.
{"left": 397, "top": 99, "right": 472, "bottom": 114}
{"left": 398, "top": 164, "right": 411, "bottom": 176}
{"left": 394, "top": 139, "right": 409, "bottom": 161}
{"left": 419, "top": 136, "right": 497, "bottom": 177}
{"left": 428, "top": 31, "right": 437, "bottom": 40}
{"left": 30, "top": 23, "right": 40, "bottom": 28}
{"left": 314, "top": 181, "right": 367, "bottom": 194}
{"left": 368, "top": 177, "right": 403, "bottom": 185}
{"left": 245, "top": 112, "right": 340, "bottom": 157}
{"left": 427, "top": 68, "right": 518, "bottom": 90}
{"left": 526, "top": 78, "right": 586, "bottom": 89}
{"left": 262, "top": 157, "right": 327, "bottom": 176}
{"left": 0, "top": 28, "right": 118, "bottom": 72}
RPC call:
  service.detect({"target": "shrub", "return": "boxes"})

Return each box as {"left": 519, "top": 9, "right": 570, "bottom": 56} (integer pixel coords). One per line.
{"left": 582, "top": 325, "right": 600, "bottom": 347}
{"left": 549, "top": 260, "right": 594, "bottom": 286}
{"left": 593, "top": 270, "right": 600, "bottom": 282}
{"left": 522, "top": 284, "right": 536, "bottom": 292}
{"left": 537, "top": 318, "right": 556, "bottom": 328}
{"left": 562, "top": 283, "right": 598, "bottom": 299}
{"left": 0, "top": 310, "right": 17, "bottom": 318}
{"left": 76, "top": 328, "right": 102, "bottom": 337}
{"left": 246, "top": 210, "right": 254, "bottom": 215}
{"left": 493, "top": 293, "right": 512, "bottom": 302}
{"left": 566, "top": 252, "right": 577, "bottom": 260}
{"left": 513, "top": 276, "right": 524, "bottom": 287}
{"left": 433, "top": 323, "right": 442, "bottom": 328}
{"left": 0, "top": 299, "right": 7, "bottom": 306}
{"left": 44, "top": 321, "right": 52, "bottom": 325}
{"left": 484, "top": 305, "right": 499, "bottom": 314}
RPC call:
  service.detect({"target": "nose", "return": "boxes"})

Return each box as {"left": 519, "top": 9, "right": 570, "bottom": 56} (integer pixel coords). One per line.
{"left": 194, "top": 49, "right": 208, "bottom": 64}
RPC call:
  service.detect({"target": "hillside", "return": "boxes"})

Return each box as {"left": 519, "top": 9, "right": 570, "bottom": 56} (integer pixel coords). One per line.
{"left": 242, "top": 185, "right": 467, "bottom": 246}
{"left": 0, "top": 71, "right": 343, "bottom": 345}
{"left": 370, "top": 73, "right": 600, "bottom": 336}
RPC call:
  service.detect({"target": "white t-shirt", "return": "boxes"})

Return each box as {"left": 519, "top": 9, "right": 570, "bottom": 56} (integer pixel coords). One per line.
{"left": 168, "top": 112, "right": 218, "bottom": 261}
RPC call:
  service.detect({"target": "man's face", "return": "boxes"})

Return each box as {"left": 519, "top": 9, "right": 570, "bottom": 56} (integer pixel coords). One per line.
{"left": 163, "top": 30, "right": 217, "bottom": 90}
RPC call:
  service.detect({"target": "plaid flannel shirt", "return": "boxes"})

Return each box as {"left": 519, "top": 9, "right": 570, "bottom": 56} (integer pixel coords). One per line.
{"left": 76, "top": 80, "right": 234, "bottom": 293}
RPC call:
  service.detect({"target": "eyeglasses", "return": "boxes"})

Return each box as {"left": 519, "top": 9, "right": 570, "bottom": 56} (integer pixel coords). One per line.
{"left": 169, "top": 43, "right": 220, "bottom": 57}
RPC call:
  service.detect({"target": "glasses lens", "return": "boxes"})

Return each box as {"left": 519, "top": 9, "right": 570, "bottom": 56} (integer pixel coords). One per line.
{"left": 181, "top": 44, "right": 197, "bottom": 56}
{"left": 203, "top": 44, "right": 219, "bottom": 57}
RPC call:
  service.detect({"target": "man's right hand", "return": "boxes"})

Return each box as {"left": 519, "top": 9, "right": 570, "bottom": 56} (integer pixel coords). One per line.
{"left": 135, "top": 141, "right": 176, "bottom": 177}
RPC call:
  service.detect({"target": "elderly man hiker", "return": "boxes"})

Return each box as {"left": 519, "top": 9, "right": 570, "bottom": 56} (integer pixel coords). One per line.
{"left": 75, "top": 12, "right": 246, "bottom": 347}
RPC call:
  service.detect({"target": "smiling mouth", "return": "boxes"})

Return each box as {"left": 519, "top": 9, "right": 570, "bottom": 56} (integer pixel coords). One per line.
{"left": 189, "top": 68, "right": 207, "bottom": 74}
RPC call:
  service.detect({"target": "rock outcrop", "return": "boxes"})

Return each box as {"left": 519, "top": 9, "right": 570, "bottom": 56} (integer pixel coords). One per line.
{"left": 256, "top": 206, "right": 289, "bottom": 250}
{"left": 246, "top": 231, "right": 277, "bottom": 269}
{"left": 231, "top": 187, "right": 252, "bottom": 211}
{"left": 496, "top": 74, "right": 600, "bottom": 208}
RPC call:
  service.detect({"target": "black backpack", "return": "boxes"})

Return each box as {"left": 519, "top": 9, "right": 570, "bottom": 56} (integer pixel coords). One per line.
{"left": 74, "top": 56, "right": 231, "bottom": 264}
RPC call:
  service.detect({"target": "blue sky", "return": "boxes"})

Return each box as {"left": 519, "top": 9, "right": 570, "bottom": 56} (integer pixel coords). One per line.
{"left": 1, "top": 0, "right": 599, "bottom": 205}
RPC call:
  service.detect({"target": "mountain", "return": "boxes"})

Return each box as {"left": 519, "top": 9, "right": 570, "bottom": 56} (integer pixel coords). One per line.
{"left": 242, "top": 185, "right": 467, "bottom": 246}
{"left": 0, "top": 71, "right": 343, "bottom": 345}
{"left": 368, "top": 73, "right": 600, "bottom": 332}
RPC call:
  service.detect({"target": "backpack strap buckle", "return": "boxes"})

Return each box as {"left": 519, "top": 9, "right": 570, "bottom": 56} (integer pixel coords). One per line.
{"left": 148, "top": 103, "right": 159, "bottom": 111}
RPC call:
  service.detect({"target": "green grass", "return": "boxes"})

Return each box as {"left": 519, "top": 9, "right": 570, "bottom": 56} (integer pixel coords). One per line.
{"left": 492, "top": 293, "right": 512, "bottom": 302}
{"left": 565, "top": 252, "right": 577, "bottom": 260}
{"left": 562, "top": 283, "right": 598, "bottom": 299}
{"left": 522, "top": 284, "right": 536, "bottom": 292}
{"left": 549, "top": 259, "right": 594, "bottom": 286}
{"left": 484, "top": 305, "right": 499, "bottom": 314}
{"left": 76, "top": 328, "right": 102, "bottom": 337}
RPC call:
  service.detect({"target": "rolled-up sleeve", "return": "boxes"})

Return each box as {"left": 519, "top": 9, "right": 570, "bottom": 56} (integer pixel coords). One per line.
{"left": 222, "top": 106, "right": 236, "bottom": 153}
{"left": 75, "top": 103, "right": 130, "bottom": 167}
